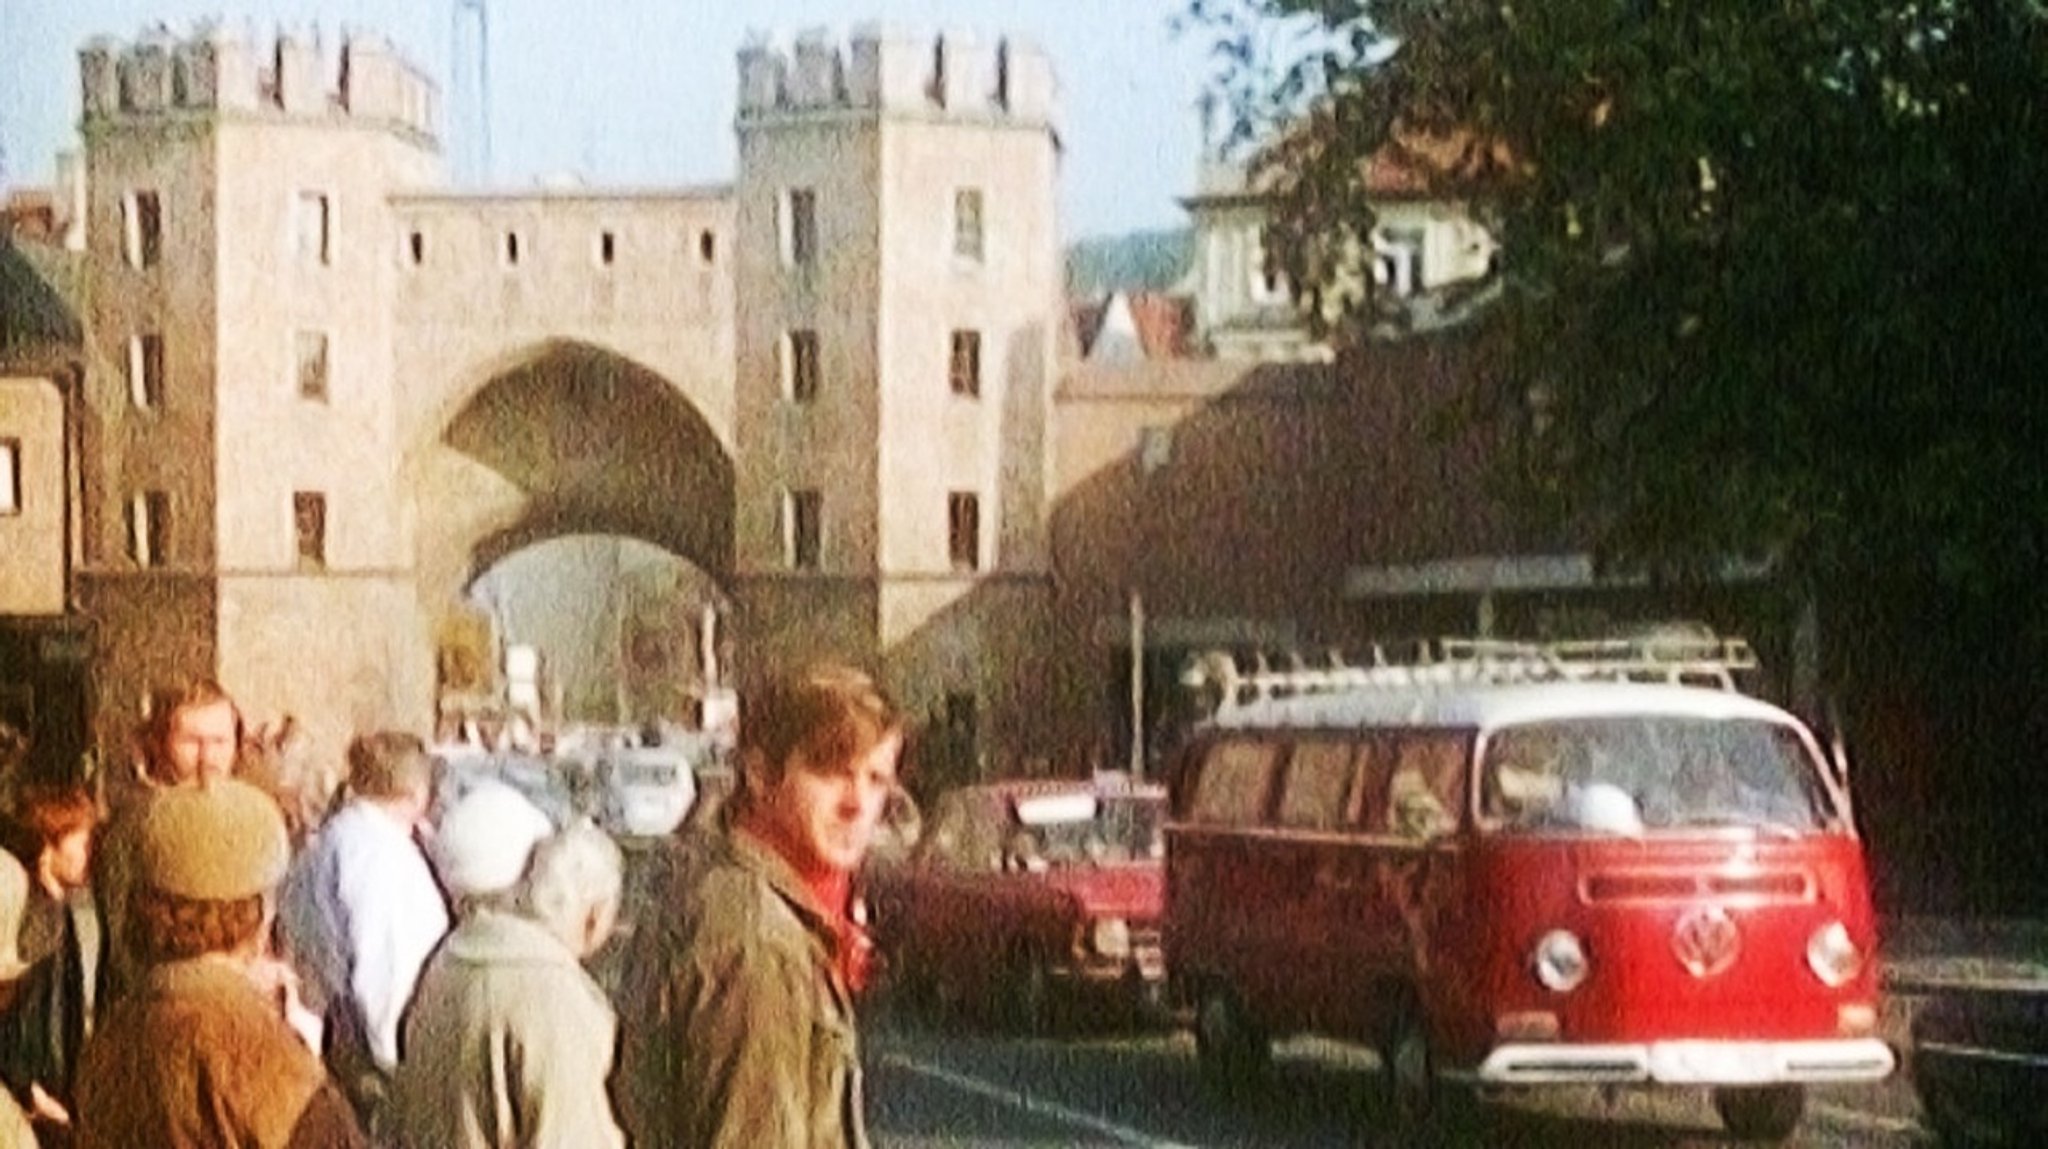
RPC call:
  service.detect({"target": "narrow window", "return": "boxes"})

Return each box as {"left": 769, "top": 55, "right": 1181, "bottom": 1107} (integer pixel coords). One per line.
{"left": 1373, "top": 225, "right": 1426, "bottom": 298}
{"left": 296, "top": 192, "right": 331, "bottom": 265}
{"left": 128, "top": 333, "right": 165, "bottom": 411}
{"left": 293, "top": 491, "right": 327, "bottom": 568}
{"left": 1251, "top": 224, "right": 1288, "bottom": 302}
{"left": 406, "top": 229, "right": 425, "bottom": 266}
{"left": 947, "top": 491, "right": 981, "bottom": 573}
{"left": 1138, "top": 425, "right": 1174, "bottom": 474}
{"left": 295, "top": 331, "right": 329, "bottom": 401}
{"left": 0, "top": 439, "right": 20, "bottom": 516}
{"left": 784, "top": 488, "right": 822, "bottom": 571}
{"left": 942, "top": 692, "right": 978, "bottom": 759}
{"left": 953, "top": 188, "right": 984, "bottom": 262}
{"left": 597, "top": 230, "right": 617, "bottom": 266}
{"left": 784, "top": 329, "right": 820, "bottom": 403}
{"left": 128, "top": 490, "right": 170, "bottom": 568}
{"left": 503, "top": 231, "right": 522, "bottom": 267}
{"left": 698, "top": 228, "right": 717, "bottom": 263}
{"left": 782, "top": 188, "right": 817, "bottom": 267}
{"left": 948, "top": 329, "right": 981, "bottom": 398}
{"left": 124, "top": 190, "right": 162, "bottom": 269}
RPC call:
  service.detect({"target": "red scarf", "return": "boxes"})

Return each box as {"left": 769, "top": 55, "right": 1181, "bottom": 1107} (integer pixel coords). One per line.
{"left": 735, "top": 820, "right": 874, "bottom": 993}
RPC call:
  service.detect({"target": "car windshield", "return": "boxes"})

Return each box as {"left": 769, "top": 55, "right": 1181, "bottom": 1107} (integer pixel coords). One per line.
{"left": 1007, "top": 794, "right": 1164, "bottom": 867}
{"left": 1480, "top": 716, "right": 1837, "bottom": 836}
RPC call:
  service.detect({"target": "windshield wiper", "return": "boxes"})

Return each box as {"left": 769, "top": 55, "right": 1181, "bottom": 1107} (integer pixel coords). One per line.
{"left": 1672, "top": 815, "right": 1806, "bottom": 840}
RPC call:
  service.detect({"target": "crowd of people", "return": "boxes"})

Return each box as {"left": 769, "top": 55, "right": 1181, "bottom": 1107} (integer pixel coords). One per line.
{"left": 0, "top": 659, "right": 906, "bottom": 1148}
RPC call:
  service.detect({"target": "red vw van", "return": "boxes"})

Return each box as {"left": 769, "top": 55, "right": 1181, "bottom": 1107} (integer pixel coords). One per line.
{"left": 1163, "top": 638, "right": 1893, "bottom": 1141}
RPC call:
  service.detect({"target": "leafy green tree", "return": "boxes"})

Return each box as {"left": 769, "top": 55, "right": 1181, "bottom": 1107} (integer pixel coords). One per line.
{"left": 1184, "top": 0, "right": 2047, "bottom": 614}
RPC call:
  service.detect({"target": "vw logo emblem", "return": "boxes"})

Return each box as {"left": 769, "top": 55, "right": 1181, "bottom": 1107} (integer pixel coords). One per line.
{"left": 1672, "top": 906, "right": 1740, "bottom": 978}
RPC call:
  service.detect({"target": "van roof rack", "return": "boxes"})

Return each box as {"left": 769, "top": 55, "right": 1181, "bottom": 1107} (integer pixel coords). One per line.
{"left": 1182, "top": 633, "right": 1761, "bottom": 714}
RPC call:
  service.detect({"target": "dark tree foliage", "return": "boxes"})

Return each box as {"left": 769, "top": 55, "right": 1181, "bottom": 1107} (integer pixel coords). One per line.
{"left": 1182, "top": 0, "right": 2048, "bottom": 623}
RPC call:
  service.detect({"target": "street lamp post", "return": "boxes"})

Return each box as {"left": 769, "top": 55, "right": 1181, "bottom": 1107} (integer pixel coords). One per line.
{"left": 1129, "top": 587, "right": 1145, "bottom": 778}
{"left": 1131, "top": 425, "right": 1173, "bottom": 780}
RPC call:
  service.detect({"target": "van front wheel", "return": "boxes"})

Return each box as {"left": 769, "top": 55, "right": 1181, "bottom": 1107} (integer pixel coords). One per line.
{"left": 1377, "top": 999, "right": 1481, "bottom": 1143}
{"left": 1000, "top": 948, "right": 1053, "bottom": 1035}
{"left": 1194, "top": 984, "right": 1268, "bottom": 1096}
{"left": 1712, "top": 1084, "right": 1805, "bottom": 1142}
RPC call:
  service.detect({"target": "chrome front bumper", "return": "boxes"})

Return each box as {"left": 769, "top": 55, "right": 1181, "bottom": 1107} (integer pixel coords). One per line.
{"left": 1054, "top": 947, "right": 1167, "bottom": 987}
{"left": 1469, "top": 1038, "right": 1896, "bottom": 1086}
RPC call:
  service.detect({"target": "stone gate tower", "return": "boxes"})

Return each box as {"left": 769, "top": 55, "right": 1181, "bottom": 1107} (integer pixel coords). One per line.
{"left": 729, "top": 26, "right": 1063, "bottom": 768}
{"left": 75, "top": 26, "right": 441, "bottom": 761}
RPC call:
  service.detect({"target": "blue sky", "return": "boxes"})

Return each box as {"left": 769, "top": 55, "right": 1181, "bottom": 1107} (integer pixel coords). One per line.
{"left": 0, "top": 0, "right": 1221, "bottom": 239}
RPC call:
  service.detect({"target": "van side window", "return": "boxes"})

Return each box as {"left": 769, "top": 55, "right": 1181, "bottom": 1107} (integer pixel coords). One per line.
{"left": 1275, "top": 740, "right": 1359, "bottom": 831}
{"left": 1383, "top": 731, "right": 1471, "bottom": 840}
{"left": 1187, "top": 739, "right": 1279, "bottom": 825}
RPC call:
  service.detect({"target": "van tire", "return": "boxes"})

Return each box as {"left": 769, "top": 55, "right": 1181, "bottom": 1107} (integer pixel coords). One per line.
{"left": 1376, "top": 997, "right": 1474, "bottom": 1143}
{"left": 1001, "top": 948, "right": 1053, "bottom": 1035}
{"left": 1194, "top": 983, "right": 1269, "bottom": 1097}
{"left": 1712, "top": 1084, "right": 1805, "bottom": 1142}
{"left": 888, "top": 950, "right": 937, "bottom": 1022}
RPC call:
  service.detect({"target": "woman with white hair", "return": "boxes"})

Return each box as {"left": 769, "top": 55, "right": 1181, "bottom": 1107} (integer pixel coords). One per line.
{"left": 393, "top": 781, "right": 626, "bottom": 1149}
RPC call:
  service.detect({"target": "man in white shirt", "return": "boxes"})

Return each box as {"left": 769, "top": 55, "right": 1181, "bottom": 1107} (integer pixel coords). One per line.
{"left": 281, "top": 730, "right": 450, "bottom": 1136}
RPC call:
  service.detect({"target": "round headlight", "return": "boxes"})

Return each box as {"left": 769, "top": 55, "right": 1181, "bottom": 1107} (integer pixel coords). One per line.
{"left": 1533, "top": 929, "right": 1589, "bottom": 992}
{"left": 1806, "top": 920, "right": 1863, "bottom": 987}
{"left": 1090, "top": 917, "right": 1131, "bottom": 959}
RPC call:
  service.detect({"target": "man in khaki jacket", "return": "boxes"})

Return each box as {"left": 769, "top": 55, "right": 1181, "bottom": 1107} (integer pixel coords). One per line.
{"left": 617, "top": 664, "right": 904, "bottom": 1149}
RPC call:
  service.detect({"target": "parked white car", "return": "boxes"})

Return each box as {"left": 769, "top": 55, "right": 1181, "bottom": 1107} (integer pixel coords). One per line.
{"left": 598, "top": 746, "right": 699, "bottom": 839}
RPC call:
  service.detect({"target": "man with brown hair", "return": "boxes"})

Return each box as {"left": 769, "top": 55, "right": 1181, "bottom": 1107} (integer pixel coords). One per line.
{"left": 93, "top": 676, "right": 247, "bottom": 1005}
{"left": 133, "top": 678, "right": 244, "bottom": 789}
{"left": 280, "top": 730, "right": 449, "bottom": 1135}
{"left": 616, "top": 662, "right": 904, "bottom": 1149}
{"left": 72, "top": 777, "right": 366, "bottom": 1147}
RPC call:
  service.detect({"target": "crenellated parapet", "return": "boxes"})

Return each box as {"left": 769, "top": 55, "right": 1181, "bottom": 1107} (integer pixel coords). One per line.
{"left": 79, "top": 22, "right": 437, "bottom": 142}
{"left": 737, "top": 24, "right": 1057, "bottom": 126}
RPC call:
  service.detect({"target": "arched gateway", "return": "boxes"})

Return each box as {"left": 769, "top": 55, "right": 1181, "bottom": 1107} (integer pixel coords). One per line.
{"left": 412, "top": 339, "right": 736, "bottom": 733}
{"left": 412, "top": 339, "right": 735, "bottom": 612}
{"left": 70, "top": 24, "right": 1065, "bottom": 776}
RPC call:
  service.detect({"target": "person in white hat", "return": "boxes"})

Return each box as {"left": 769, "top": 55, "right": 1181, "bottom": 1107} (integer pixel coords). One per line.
{"left": 71, "top": 777, "right": 367, "bottom": 1148}
{"left": 394, "top": 781, "right": 626, "bottom": 1149}
{"left": 422, "top": 780, "right": 556, "bottom": 904}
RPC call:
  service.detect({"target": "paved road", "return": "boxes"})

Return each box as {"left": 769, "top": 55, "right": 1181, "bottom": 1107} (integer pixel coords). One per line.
{"left": 610, "top": 839, "right": 1998, "bottom": 1147}
{"left": 863, "top": 1014, "right": 1932, "bottom": 1148}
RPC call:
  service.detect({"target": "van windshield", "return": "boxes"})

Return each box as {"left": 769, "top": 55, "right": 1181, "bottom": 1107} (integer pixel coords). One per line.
{"left": 1481, "top": 717, "right": 1836, "bottom": 836}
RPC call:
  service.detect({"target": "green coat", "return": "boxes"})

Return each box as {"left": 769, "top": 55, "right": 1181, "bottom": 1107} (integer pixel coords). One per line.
{"left": 394, "top": 908, "right": 625, "bottom": 1149}
{"left": 615, "top": 826, "right": 866, "bottom": 1149}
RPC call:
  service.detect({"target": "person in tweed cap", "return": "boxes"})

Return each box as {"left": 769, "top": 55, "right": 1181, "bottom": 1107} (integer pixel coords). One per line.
{"left": 72, "top": 778, "right": 366, "bottom": 1148}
